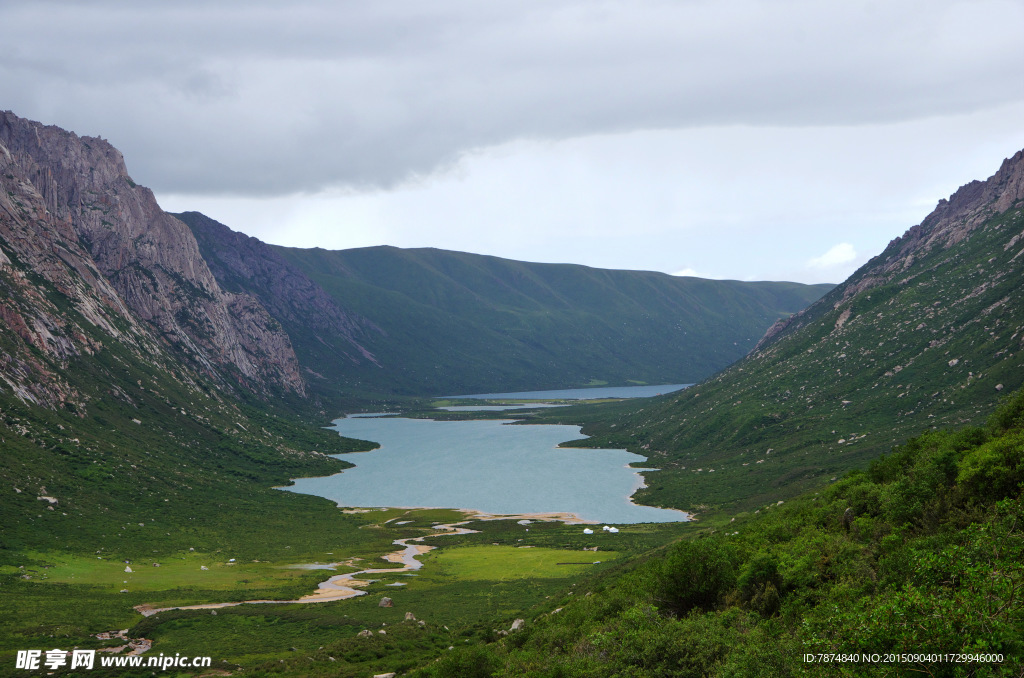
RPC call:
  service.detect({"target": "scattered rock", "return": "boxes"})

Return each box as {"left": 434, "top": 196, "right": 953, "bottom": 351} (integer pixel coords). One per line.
{"left": 996, "top": 383, "right": 1004, "bottom": 391}
{"left": 357, "top": 630, "right": 373, "bottom": 638}
{"left": 842, "top": 507, "right": 855, "bottom": 530}
{"left": 373, "top": 673, "right": 397, "bottom": 678}
{"left": 405, "top": 612, "right": 416, "bottom": 621}
{"left": 379, "top": 597, "right": 393, "bottom": 608}
{"left": 378, "top": 629, "right": 386, "bottom": 635}
{"left": 510, "top": 619, "right": 525, "bottom": 632}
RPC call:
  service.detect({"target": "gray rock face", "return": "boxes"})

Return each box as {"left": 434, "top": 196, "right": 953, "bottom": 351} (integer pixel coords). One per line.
{"left": 0, "top": 111, "right": 304, "bottom": 399}
{"left": 178, "top": 210, "right": 382, "bottom": 370}
{"left": 379, "top": 597, "right": 393, "bottom": 608}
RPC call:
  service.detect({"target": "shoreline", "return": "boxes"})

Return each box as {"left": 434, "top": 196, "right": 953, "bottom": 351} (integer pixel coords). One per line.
{"left": 341, "top": 506, "right": 601, "bottom": 525}
{"left": 285, "top": 410, "right": 692, "bottom": 524}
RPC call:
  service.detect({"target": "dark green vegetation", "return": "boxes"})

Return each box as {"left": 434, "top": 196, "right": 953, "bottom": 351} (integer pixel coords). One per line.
{"left": 278, "top": 245, "right": 830, "bottom": 396}
{"left": 411, "top": 391, "right": 1024, "bottom": 677}
{"left": 530, "top": 191, "right": 1024, "bottom": 515}
{"left": 181, "top": 210, "right": 831, "bottom": 398}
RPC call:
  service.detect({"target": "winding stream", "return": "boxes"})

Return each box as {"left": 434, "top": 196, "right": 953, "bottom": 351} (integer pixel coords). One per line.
{"left": 133, "top": 520, "right": 479, "bottom": 617}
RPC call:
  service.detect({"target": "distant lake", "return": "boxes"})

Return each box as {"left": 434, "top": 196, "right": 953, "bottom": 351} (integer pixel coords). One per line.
{"left": 438, "top": 404, "right": 567, "bottom": 412}
{"left": 443, "top": 383, "right": 690, "bottom": 400}
{"left": 285, "top": 416, "right": 688, "bottom": 524}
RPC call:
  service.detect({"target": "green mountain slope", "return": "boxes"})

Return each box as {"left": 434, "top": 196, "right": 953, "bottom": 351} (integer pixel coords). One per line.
{"left": 411, "top": 392, "right": 1024, "bottom": 677}
{"left": 266, "top": 242, "right": 831, "bottom": 397}
{"left": 549, "top": 148, "right": 1024, "bottom": 515}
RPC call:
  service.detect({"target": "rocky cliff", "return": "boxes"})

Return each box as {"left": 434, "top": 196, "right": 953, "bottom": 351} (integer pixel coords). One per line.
{"left": 177, "top": 211, "right": 382, "bottom": 373}
{"left": 0, "top": 111, "right": 305, "bottom": 403}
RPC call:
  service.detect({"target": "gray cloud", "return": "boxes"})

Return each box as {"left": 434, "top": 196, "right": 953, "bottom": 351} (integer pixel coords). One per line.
{"left": 3, "top": 0, "right": 1022, "bottom": 195}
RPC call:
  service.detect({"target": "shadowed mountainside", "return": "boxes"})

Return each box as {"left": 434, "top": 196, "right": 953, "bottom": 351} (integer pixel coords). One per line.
{"left": 183, "top": 212, "right": 832, "bottom": 399}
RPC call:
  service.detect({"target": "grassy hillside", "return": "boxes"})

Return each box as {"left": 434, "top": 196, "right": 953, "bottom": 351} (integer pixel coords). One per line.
{"left": 531, "top": 185, "right": 1024, "bottom": 515}
{"left": 408, "top": 391, "right": 1024, "bottom": 677}
{"left": 271, "top": 243, "right": 830, "bottom": 397}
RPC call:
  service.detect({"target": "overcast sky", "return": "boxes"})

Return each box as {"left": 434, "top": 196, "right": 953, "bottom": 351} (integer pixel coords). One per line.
{"left": 4, "top": 0, "right": 1023, "bottom": 283}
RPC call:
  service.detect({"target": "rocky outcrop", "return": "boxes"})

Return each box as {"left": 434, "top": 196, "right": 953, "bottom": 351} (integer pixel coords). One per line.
{"left": 0, "top": 121, "right": 151, "bottom": 408}
{"left": 177, "top": 211, "right": 381, "bottom": 369}
{"left": 0, "top": 111, "right": 305, "bottom": 397}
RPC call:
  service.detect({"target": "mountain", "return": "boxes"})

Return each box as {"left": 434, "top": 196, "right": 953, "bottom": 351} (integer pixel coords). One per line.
{"left": 0, "top": 108, "right": 830, "bottom": 557}
{"left": 0, "top": 111, "right": 304, "bottom": 400}
{"left": 0, "top": 111, "right": 366, "bottom": 558}
{"left": 181, "top": 211, "right": 833, "bottom": 398}
{"left": 171, "top": 211, "right": 384, "bottom": 396}
{"left": 558, "top": 148, "right": 1024, "bottom": 513}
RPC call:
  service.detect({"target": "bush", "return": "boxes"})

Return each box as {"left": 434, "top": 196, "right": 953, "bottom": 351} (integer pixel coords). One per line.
{"left": 957, "top": 430, "right": 1024, "bottom": 502}
{"left": 988, "top": 388, "right": 1024, "bottom": 434}
{"left": 737, "top": 553, "right": 783, "bottom": 616}
{"left": 651, "top": 537, "right": 737, "bottom": 617}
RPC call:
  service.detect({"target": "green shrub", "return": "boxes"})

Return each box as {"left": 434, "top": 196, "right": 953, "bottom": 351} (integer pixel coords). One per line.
{"left": 957, "top": 430, "right": 1024, "bottom": 502}
{"left": 988, "top": 388, "right": 1024, "bottom": 434}
{"left": 651, "top": 538, "right": 737, "bottom": 617}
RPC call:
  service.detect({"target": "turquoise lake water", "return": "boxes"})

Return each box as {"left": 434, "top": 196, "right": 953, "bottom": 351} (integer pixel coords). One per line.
{"left": 443, "top": 383, "right": 690, "bottom": 400}
{"left": 284, "top": 415, "right": 688, "bottom": 524}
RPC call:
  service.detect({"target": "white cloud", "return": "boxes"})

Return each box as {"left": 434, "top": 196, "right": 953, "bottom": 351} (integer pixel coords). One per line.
{"left": 672, "top": 268, "right": 702, "bottom": 278}
{"left": 808, "top": 243, "right": 857, "bottom": 269}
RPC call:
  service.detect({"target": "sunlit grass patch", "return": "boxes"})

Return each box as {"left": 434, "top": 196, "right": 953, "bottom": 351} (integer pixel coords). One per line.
{"left": 428, "top": 545, "right": 620, "bottom": 581}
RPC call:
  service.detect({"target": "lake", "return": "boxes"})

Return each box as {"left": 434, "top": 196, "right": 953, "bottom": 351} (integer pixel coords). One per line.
{"left": 284, "top": 415, "right": 688, "bottom": 524}
{"left": 443, "top": 383, "right": 690, "bottom": 400}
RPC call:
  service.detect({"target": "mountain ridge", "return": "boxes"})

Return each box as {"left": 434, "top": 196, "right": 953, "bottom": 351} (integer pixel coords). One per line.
{"left": 553, "top": 146, "right": 1024, "bottom": 513}
{"left": 227, "top": 229, "right": 834, "bottom": 397}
